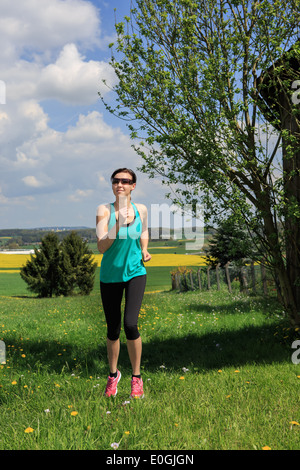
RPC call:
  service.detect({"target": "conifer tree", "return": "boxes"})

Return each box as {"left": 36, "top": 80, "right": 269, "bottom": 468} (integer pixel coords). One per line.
{"left": 20, "top": 233, "right": 62, "bottom": 298}
{"left": 60, "top": 231, "right": 97, "bottom": 296}
{"left": 205, "top": 218, "right": 256, "bottom": 268}
{"left": 20, "top": 231, "right": 97, "bottom": 297}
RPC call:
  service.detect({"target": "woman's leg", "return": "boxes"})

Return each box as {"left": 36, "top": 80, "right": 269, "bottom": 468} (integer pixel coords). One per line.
{"left": 100, "top": 281, "right": 124, "bottom": 373}
{"left": 107, "top": 338, "right": 120, "bottom": 375}
{"left": 127, "top": 336, "right": 142, "bottom": 376}
{"left": 124, "top": 275, "right": 146, "bottom": 375}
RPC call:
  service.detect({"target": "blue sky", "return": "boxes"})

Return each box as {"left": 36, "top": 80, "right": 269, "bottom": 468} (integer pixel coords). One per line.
{"left": 0, "top": 0, "right": 167, "bottom": 229}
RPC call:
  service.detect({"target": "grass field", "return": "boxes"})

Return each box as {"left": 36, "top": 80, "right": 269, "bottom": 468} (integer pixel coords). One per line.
{"left": 0, "top": 248, "right": 206, "bottom": 295}
{"left": 0, "top": 265, "right": 300, "bottom": 450}
{"left": 0, "top": 267, "right": 173, "bottom": 297}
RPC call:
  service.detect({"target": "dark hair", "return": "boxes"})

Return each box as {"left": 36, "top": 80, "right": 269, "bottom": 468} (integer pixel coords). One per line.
{"left": 110, "top": 168, "right": 137, "bottom": 183}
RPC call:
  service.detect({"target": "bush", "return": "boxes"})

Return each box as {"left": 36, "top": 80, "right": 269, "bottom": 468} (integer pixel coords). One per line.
{"left": 20, "top": 232, "right": 97, "bottom": 297}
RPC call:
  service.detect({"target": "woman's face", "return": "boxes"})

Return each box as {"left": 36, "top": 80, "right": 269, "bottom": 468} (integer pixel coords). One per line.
{"left": 112, "top": 172, "right": 136, "bottom": 199}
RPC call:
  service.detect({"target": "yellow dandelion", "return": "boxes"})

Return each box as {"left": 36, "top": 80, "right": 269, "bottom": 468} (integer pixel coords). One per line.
{"left": 11, "top": 380, "right": 17, "bottom": 385}
{"left": 21, "top": 354, "right": 26, "bottom": 358}
{"left": 71, "top": 411, "right": 78, "bottom": 416}
{"left": 179, "top": 376, "right": 185, "bottom": 380}
{"left": 124, "top": 431, "right": 130, "bottom": 435}
{"left": 24, "top": 427, "right": 34, "bottom": 433}
{"left": 262, "top": 446, "right": 271, "bottom": 450}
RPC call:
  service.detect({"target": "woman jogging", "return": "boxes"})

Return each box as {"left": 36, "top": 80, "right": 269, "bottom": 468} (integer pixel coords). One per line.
{"left": 96, "top": 168, "right": 151, "bottom": 398}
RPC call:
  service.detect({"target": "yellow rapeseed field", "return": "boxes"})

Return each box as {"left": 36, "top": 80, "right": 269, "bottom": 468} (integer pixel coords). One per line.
{"left": 92, "top": 253, "right": 207, "bottom": 267}
{"left": 0, "top": 253, "right": 207, "bottom": 269}
{"left": 0, "top": 254, "right": 32, "bottom": 269}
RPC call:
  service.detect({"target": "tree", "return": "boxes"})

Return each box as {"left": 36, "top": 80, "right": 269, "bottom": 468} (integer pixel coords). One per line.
{"left": 60, "top": 231, "right": 97, "bottom": 296}
{"left": 20, "top": 232, "right": 97, "bottom": 297}
{"left": 101, "top": 0, "right": 300, "bottom": 324}
{"left": 205, "top": 217, "right": 258, "bottom": 291}
{"left": 20, "top": 233, "right": 62, "bottom": 298}
{"left": 205, "top": 217, "right": 255, "bottom": 268}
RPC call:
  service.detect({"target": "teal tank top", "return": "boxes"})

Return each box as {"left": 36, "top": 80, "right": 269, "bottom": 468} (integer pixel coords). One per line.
{"left": 100, "top": 202, "right": 147, "bottom": 283}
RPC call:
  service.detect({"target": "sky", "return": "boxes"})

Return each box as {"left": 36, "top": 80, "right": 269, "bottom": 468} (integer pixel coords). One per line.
{"left": 0, "top": 0, "right": 169, "bottom": 229}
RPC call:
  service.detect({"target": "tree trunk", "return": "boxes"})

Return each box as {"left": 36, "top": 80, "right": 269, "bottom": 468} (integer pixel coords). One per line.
{"left": 251, "top": 261, "right": 256, "bottom": 294}
{"left": 189, "top": 270, "right": 194, "bottom": 290}
{"left": 241, "top": 266, "right": 248, "bottom": 294}
{"left": 260, "top": 263, "right": 268, "bottom": 296}
{"left": 216, "top": 263, "right": 220, "bottom": 291}
{"left": 197, "top": 268, "right": 202, "bottom": 290}
{"left": 207, "top": 266, "right": 211, "bottom": 290}
{"left": 281, "top": 92, "right": 300, "bottom": 325}
{"left": 259, "top": 196, "right": 300, "bottom": 325}
{"left": 225, "top": 262, "right": 232, "bottom": 293}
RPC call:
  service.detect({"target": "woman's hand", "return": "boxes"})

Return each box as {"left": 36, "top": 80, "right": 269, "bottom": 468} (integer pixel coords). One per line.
{"left": 117, "top": 198, "right": 134, "bottom": 225}
{"left": 142, "top": 250, "right": 152, "bottom": 262}
{"left": 118, "top": 205, "right": 130, "bottom": 225}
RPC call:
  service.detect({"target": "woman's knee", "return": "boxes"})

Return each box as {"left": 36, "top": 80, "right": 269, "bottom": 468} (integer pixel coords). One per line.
{"left": 107, "top": 323, "right": 121, "bottom": 341}
{"left": 124, "top": 323, "right": 140, "bottom": 340}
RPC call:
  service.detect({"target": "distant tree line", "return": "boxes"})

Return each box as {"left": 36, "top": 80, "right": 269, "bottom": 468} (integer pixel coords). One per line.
{"left": 0, "top": 228, "right": 97, "bottom": 247}
{"left": 0, "top": 227, "right": 212, "bottom": 247}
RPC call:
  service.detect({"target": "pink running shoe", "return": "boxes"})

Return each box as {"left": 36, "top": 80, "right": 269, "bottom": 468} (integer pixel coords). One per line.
{"left": 104, "top": 370, "right": 121, "bottom": 397}
{"left": 130, "top": 377, "right": 144, "bottom": 399}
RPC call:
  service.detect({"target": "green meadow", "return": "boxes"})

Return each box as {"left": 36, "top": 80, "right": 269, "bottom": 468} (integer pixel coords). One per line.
{"left": 0, "top": 267, "right": 300, "bottom": 450}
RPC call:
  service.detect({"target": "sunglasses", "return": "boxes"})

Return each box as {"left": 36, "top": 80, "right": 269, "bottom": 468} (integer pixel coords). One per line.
{"left": 112, "top": 178, "right": 134, "bottom": 185}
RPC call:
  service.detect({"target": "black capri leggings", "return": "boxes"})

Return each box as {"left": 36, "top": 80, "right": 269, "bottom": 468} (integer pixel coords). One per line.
{"left": 100, "top": 274, "right": 146, "bottom": 341}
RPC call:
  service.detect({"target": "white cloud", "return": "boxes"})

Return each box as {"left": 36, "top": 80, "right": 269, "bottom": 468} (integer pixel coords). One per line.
{"left": 0, "top": 0, "right": 101, "bottom": 62}
{"left": 0, "top": 111, "right": 10, "bottom": 134}
{"left": 65, "top": 111, "right": 116, "bottom": 141}
{"left": 6, "top": 43, "right": 116, "bottom": 105}
{"left": 1, "top": 107, "right": 139, "bottom": 197}
{"left": 0, "top": 0, "right": 167, "bottom": 228}
{"left": 22, "top": 174, "right": 53, "bottom": 189}
{"left": 36, "top": 44, "right": 116, "bottom": 105}
{"left": 68, "top": 189, "right": 94, "bottom": 202}
{"left": 22, "top": 176, "right": 43, "bottom": 188}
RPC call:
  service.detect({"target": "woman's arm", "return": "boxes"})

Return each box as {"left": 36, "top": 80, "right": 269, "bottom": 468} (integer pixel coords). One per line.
{"left": 136, "top": 204, "right": 152, "bottom": 262}
{"left": 96, "top": 204, "right": 121, "bottom": 254}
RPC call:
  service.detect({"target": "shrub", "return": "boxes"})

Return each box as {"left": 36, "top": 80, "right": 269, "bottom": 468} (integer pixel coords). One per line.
{"left": 20, "top": 232, "right": 97, "bottom": 297}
